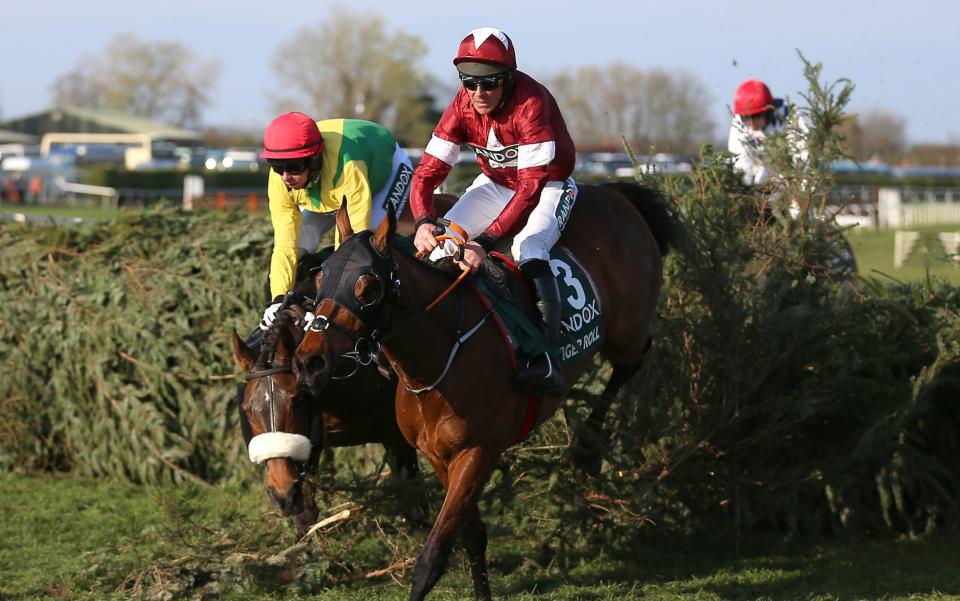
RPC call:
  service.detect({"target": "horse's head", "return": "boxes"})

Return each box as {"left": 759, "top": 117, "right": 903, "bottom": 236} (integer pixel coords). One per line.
{"left": 232, "top": 307, "right": 320, "bottom": 518}
{"left": 295, "top": 201, "right": 397, "bottom": 391}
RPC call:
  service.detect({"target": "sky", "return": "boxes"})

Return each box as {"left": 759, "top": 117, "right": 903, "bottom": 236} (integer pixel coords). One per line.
{"left": 1, "top": 0, "right": 958, "bottom": 145}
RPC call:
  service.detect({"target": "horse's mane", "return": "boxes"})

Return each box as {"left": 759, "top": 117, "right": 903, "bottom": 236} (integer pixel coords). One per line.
{"left": 254, "top": 249, "right": 331, "bottom": 368}
{"left": 256, "top": 306, "right": 305, "bottom": 368}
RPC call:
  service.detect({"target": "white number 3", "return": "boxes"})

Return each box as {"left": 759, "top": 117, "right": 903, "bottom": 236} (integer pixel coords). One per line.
{"left": 549, "top": 258, "right": 585, "bottom": 310}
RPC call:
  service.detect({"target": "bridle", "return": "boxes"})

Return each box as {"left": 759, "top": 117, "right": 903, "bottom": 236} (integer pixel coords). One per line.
{"left": 305, "top": 231, "right": 489, "bottom": 393}
{"left": 242, "top": 305, "right": 316, "bottom": 468}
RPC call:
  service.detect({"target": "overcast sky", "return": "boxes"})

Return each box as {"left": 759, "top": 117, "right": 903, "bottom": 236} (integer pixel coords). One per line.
{"left": 1, "top": 0, "right": 957, "bottom": 145}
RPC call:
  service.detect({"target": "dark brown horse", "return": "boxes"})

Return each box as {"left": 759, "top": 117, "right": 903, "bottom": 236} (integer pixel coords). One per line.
{"left": 230, "top": 198, "right": 457, "bottom": 537}
{"left": 232, "top": 302, "right": 420, "bottom": 538}
{"left": 294, "top": 182, "right": 672, "bottom": 599}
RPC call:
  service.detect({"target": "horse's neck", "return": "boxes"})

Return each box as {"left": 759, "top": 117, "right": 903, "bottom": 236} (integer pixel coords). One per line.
{"left": 382, "top": 251, "right": 467, "bottom": 374}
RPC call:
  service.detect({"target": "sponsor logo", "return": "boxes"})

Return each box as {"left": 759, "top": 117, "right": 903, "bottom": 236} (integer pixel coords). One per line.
{"left": 550, "top": 249, "right": 603, "bottom": 364}
{"left": 555, "top": 187, "right": 575, "bottom": 230}
{"left": 560, "top": 326, "right": 602, "bottom": 360}
{"left": 467, "top": 143, "right": 519, "bottom": 167}
{"left": 561, "top": 299, "right": 600, "bottom": 333}
{"left": 383, "top": 164, "right": 412, "bottom": 212}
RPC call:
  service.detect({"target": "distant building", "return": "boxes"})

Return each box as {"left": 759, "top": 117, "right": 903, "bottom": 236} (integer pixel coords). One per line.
{"left": 0, "top": 129, "right": 38, "bottom": 145}
{"left": 0, "top": 107, "right": 202, "bottom": 169}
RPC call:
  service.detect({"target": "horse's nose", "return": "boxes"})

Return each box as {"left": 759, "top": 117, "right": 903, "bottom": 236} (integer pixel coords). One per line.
{"left": 295, "top": 352, "right": 329, "bottom": 388}
{"left": 267, "top": 481, "right": 305, "bottom": 516}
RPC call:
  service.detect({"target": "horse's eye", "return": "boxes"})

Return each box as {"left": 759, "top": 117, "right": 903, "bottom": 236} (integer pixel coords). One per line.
{"left": 355, "top": 274, "right": 383, "bottom": 307}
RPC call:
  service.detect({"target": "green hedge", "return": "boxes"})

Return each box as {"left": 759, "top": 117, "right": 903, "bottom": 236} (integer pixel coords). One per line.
{"left": 0, "top": 209, "right": 271, "bottom": 484}
{"left": 1, "top": 192, "right": 958, "bottom": 541}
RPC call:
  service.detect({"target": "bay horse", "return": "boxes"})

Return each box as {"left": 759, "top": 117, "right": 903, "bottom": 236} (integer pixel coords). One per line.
{"left": 230, "top": 198, "right": 456, "bottom": 537}
{"left": 231, "top": 303, "right": 420, "bottom": 537}
{"left": 293, "top": 182, "right": 672, "bottom": 599}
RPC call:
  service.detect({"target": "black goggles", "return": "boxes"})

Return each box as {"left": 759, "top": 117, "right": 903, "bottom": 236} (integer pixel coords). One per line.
{"left": 268, "top": 158, "right": 311, "bottom": 175}
{"left": 459, "top": 73, "right": 507, "bottom": 92}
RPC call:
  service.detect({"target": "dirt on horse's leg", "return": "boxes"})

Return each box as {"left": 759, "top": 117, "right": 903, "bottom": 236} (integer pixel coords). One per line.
{"left": 572, "top": 361, "right": 644, "bottom": 477}
{"left": 409, "top": 447, "right": 489, "bottom": 601}
{"left": 461, "top": 503, "right": 491, "bottom": 600}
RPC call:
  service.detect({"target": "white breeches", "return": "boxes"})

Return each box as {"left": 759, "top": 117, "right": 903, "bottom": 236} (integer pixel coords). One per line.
{"left": 429, "top": 173, "right": 577, "bottom": 264}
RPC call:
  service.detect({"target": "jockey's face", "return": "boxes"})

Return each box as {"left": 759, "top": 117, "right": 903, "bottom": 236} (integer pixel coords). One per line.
{"left": 466, "top": 79, "right": 505, "bottom": 115}
{"left": 282, "top": 169, "right": 310, "bottom": 190}
{"left": 269, "top": 156, "right": 315, "bottom": 190}
{"left": 741, "top": 112, "right": 768, "bottom": 132}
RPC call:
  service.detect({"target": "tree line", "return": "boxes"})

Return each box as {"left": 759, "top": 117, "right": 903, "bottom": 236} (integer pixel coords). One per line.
{"left": 49, "top": 9, "right": 946, "bottom": 163}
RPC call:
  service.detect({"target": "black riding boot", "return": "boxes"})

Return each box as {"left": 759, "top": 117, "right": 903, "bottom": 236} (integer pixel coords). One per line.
{"left": 517, "top": 260, "right": 567, "bottom": 396}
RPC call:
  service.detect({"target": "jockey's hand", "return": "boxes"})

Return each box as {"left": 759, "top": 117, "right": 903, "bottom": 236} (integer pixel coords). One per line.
{"left": 458, "top": 241, "right": 486, "bottom": 274}
{"left": 414, "top": 223, "right": 439, "bottom": 254}
{"left": 259, "top": 296, "right": 284, "bottom": 331}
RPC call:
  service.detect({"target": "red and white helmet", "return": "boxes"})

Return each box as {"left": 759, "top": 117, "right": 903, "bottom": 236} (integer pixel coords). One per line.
{"left": 734, "top": 80, "right": 774, "bottom": 116}
{"left": 260, "top": 112, "right": 324, "bottom": 160}
{"left": 453, "top": 27, "right": 517, "bottom": 75}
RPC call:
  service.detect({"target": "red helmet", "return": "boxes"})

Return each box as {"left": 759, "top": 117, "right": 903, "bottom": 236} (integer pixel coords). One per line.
{"left": 453, "top": 27, "right": 517, "bottom": 75}
{"left": 260, "top": 112, "right": 324, "bottom": 160}
{"left": 734, "top": 80, "right": 774, "bottom": 116}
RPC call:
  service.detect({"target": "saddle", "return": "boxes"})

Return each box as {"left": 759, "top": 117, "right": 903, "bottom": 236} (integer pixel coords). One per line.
{"left": 472, "top": 252, "right": 558, "bottom": 371}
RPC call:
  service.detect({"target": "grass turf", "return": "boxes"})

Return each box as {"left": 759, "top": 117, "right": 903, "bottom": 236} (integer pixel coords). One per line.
{"left": 2, "top": 472, "right": 959, "bottom": 600}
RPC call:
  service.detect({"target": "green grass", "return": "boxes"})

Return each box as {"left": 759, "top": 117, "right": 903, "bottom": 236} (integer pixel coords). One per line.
{"left": 2, "top": 472, "right": 959, "bottom": 600}
{"left": 846, "top": 223, "right": 960, "bottom": 285}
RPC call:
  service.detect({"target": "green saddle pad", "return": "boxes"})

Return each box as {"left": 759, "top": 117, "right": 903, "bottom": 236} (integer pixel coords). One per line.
{"left": 476, "top": 248, "right": 604, "bottom": 368}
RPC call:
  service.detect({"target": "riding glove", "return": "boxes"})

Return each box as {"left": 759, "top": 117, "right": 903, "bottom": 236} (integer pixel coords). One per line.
{"left": 302, "top": 312, "right": 316, "bottom": 332}
{"left": 259, "top": 296, "right": 285, "bottom": 331}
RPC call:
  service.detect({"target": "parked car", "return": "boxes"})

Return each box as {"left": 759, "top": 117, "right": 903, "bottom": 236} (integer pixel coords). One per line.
{"left": 204, "top": 149, "right": 262, "bottom": 172}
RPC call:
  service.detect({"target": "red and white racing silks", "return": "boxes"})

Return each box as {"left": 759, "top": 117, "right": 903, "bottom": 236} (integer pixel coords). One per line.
{"left": 410, "top": 70, "right": 576, "bottom": 240}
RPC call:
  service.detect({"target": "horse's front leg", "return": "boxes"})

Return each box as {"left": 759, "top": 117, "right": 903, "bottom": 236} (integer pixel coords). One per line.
{"left": 461, "top": 503, "right": 490, "bottom": 600}
{"left": 409, "top": 446, "right": 491, "bottom": 601}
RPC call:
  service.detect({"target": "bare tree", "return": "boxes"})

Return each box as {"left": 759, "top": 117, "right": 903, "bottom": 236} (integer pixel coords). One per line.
{"left": 546, "top": 63, "right": 715, "bottom": 154}
{"left": 904, "top": 143, "right": 960, "bottom": 167}
{"left": 271, "top": 10, "right": 435, "bottom": 147}
{"left": 839, "top": 107, "right": 907, "bottom": 163}
{"left": 52, "top": 33, "right": 220, "bottom": 129}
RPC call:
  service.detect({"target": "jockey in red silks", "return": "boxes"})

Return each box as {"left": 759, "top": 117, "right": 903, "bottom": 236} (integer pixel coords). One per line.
{"left": 410, "top": 27, "right": 577, "bottom": 395}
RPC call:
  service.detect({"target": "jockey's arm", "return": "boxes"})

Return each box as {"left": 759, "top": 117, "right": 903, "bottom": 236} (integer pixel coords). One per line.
{"left": 411, "top": 135, "right": 459, "bottom": 223}
{"left": 478, "top": 167, "right": 549, "bottom": 247}
{"left": 334, "top": 161, "right": 373, "bottom": 245}
{"left": 267, "top": 173, "right": 303, "bottom": 299}
{"left": 411, "top": 100, "right": 464, "bottom": 250}
{"left": 475, "top": 106, "right": 555, "bottom": 249}
{"left": 411, "top": 135, "right": 459, "bottom": 253}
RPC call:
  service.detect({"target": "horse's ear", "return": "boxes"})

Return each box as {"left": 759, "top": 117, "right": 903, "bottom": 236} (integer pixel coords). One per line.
{"left": 372, "top": 206, "right": 396, "bottom": 255}
{"left": 231, "top": 330, "right": 256, "bottom": 371}
{"left": 335, "top": 196, "right": 353, "bottom": 240}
